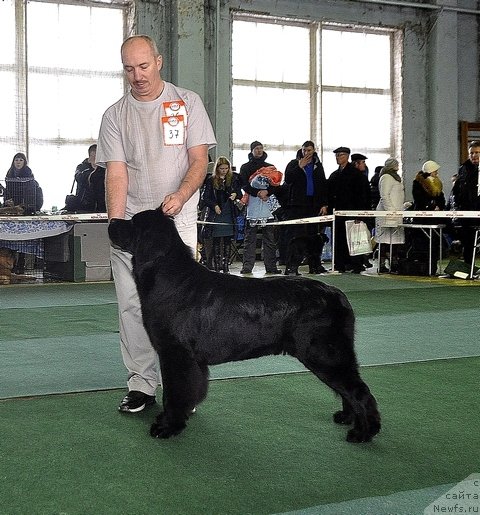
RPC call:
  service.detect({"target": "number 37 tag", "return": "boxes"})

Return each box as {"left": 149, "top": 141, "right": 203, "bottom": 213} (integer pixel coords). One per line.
{"left": 162, "top": 115, "right": 185, "bottom": 146}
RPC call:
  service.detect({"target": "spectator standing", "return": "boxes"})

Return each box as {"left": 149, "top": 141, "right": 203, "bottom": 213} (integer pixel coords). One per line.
{"left": 202, "top": 156, "right": 242, "bottom": 273}
{"left": 450, "top": 140, "right": 480, "bottom": 264}
{"left": 283, "top": 141, "right": 328, "bottom": 273}
{"left": 327, "top": 146, "right": 370, "bottom": 273}
{"left": 96, "top": 35, "right": 216, "bottom": 413}
{"left": 351, "top": 152, "right": 373, "bottom": 267}
{"left": 351, "top": 153, "right": 369, "bottom": 178}
{"left": 239, "top": 141, "right": 281, "bottom": 274}
{"left": 370, "top": 165, "right": 382, "bottom": 210}
{"left": 375, "top": 158, "right": 405, "bottom": 272}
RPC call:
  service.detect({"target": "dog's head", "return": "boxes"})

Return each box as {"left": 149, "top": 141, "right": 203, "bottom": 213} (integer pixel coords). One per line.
{"left": 108, "top": 208, "right": 179, "bottom": 264}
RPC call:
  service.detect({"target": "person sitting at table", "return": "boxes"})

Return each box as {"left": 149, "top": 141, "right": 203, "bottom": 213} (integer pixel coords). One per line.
{"left": 68, "top": 144, "right": 106, "bottom": 212}
{"left": 412, "top": 160, "right": 446, "bottom": 220}
{"left": 404, "top": 160, "right": 446, "bottom": 274}
{"left": 5, "top": 152, "right": 43, "bottom": 215}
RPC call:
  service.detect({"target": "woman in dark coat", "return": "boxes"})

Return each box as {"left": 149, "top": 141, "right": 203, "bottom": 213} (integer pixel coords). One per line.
{"left": 202, "top": 156, "right": 243, "bottom": 273}
{"left": 5, "top": 152, "right": 43, "bottom": 214}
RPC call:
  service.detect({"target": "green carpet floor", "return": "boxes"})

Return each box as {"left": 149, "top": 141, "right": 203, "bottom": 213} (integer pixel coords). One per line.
{"left": 1, "top": 277, "right": 479, "bottom": 398}
{"left": 0, "top": 357, "right": 478, "bottom": 515}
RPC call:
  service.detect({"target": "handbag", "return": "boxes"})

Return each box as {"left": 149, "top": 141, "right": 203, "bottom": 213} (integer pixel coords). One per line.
{"left": 345, "top": 220, "right": 372, "bottom": 256}
{"left": 64, "top": 177, "right": 80, "bottom": 212}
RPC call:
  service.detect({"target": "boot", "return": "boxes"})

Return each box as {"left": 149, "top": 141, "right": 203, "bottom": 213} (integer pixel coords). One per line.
{"left": 213, "top": 239, "right": 222, "bottom": 272}
{"left": 222, "top": 239, "right": 231, "bottom": 274}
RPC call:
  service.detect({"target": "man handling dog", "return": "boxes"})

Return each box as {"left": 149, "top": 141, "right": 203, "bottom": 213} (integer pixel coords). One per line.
{"left": 96, "top": 35, "right": 216, "bottom": 413}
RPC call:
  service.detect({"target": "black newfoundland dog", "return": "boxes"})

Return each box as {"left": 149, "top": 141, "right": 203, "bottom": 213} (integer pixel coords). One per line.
{"left": 108, "top": 209, "right": 381, "bottom": 442}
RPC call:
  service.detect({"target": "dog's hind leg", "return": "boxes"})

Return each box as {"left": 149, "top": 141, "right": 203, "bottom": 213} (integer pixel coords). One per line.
{"left": 150, "top": 345, "right": 209, "bottom": 439}
{"left": 297, "top": 339, "right": 381, "bottom": 443}
{"left": 306, "top": 363, "right": 381, "bottom": 443}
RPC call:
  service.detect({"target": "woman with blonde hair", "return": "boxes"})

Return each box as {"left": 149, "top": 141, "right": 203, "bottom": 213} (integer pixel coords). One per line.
{"left": 202, "top": 157, "right": 243, "bottom": 272}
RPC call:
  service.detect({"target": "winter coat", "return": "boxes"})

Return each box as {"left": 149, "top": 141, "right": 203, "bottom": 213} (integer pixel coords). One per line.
{"left": 412, "top": 172, "right": 446, "bottom": 211}
{"left": 5, "top": 165, "right": 43, "bottom": 214}
{"left": 239, "top": 152, "right": 274, "bottom": 196}
{"left": 375, "top": 173, "right": 405, "bottom": 244}
{"left": 284, "top": 150, "right": 328, "bottom": 210}
{"left": 202, "top": 173, "right": 243, "bottom": 224}
{"left": 451, "top": 159, "right": 479, "bottom": 211}
{"left": 73, "top": 159, "right": 96, "bottom": 211}
{"left": 327, "top": 162, "right": 370, "bottom": 212}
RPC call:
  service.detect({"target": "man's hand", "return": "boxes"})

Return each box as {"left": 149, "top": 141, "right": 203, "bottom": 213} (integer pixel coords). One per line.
{"left": 162, "top": 191, "right": 187, "bottom": 216}
{"left": 299, "top": 155, "right": 312, "bottom": 169}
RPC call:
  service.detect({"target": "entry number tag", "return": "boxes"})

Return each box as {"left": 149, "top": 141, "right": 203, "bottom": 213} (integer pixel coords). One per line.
{"left": 164, "top": 100, "right": 188, "bottom": 127}
{"left": 162, "top": 115, "right": 185, "bottom": 146}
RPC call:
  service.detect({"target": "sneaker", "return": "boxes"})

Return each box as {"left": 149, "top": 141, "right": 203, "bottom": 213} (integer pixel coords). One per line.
{"left": 118, "top": 390, "right": 156, "bottom": 413}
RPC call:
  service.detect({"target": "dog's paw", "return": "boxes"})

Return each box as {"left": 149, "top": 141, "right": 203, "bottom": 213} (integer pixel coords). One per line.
{"left": 346, "top": 428, "right": 373, "bottom": 443}
{"left": 333, "top": 410, "right": 353, "bottom": 425}
{"left": 150, "top": 421, "right": 186, "bottom": 439}
{"left": 149, "top": 412, "right": 186, "bottom": 439}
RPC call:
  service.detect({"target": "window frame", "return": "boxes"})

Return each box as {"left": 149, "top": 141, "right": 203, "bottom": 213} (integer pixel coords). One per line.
{"left": 231, "top": 13, "right": 403, "bottom": 175}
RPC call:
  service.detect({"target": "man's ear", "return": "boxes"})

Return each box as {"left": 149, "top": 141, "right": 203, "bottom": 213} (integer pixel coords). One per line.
{"left": 108, "top": 218, "right": 134, "bottom": 252}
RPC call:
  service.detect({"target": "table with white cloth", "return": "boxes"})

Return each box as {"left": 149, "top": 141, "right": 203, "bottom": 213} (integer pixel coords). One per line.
{"left": 0, "top": 214, "right": 110, "bottom": 281}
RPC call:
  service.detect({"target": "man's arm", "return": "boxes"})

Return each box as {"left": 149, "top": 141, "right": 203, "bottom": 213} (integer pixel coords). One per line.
{"left": 162, "top": 144, "right": 209, "bottom": 216}
{"left": 105, "top": 161, "right": 128, "bottom": 220}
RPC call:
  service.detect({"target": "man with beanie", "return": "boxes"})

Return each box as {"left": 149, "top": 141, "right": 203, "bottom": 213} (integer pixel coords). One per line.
{"left": 327, "top": 146, "right": 371, "bottom": 273}
{"left": 239, "top": 141, "right": 281, "bottom": 274}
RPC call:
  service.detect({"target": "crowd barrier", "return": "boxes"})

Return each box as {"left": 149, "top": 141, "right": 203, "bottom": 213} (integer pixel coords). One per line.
{"left": 2, "top": 210, "right": 479, "bottom": 278}
{"left": 199, "top": 210, "right": 480, "bottom": 276}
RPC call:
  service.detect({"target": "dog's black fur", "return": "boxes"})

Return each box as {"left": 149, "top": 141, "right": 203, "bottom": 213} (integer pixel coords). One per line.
{"left": 285, "top": 233, "right": 329, "bottom": 275}
{"left": 108, "top": 209, "right": 381, "bottom": 442}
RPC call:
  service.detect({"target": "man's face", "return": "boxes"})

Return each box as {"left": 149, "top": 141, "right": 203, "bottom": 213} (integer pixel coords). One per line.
{"left": 302, "top": 146, "right": 315, "bottom": 160}
{"left": 252, "top": 145, "right": 264, "bottom": 158}
{"left": 335, "top": 152, "right": 349, "bottom": 167}
{"left": 122, "top": 39, "right": 163, "bottom": 102}
{"left": 88, "top": 150, "right": 97, "bottom": 166}
{"left": 468, "top": 146, "right": 480, "bottom": 166}
{"left": 354, "top": 160, "right": 367, "bottom": 172}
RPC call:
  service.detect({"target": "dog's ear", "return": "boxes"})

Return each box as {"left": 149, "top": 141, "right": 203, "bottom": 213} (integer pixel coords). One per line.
{"left": 108, "top": 218, "right": 134, "bottom": 253}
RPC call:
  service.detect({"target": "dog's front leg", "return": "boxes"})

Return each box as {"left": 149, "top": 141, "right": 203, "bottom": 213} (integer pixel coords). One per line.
{"left": 150, "top": 343, "right": 205, "bottom": 439}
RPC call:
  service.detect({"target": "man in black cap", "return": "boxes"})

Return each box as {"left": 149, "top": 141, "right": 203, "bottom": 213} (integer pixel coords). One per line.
{"left": 351, "top": 153, "right": 369, "bottom": 177}
{"left": 351, "top": 152, "right": 373, "bottom": 267}
{"left": 327, "top": 146, "right": 371, "bottom": 273}
{"left": 238, "top": 141, "right": 281, "bottom": 274}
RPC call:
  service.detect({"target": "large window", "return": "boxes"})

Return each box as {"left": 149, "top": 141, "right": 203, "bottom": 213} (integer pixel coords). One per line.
{"left": 232, "top": 16, "right": 401, "bottom": 179}
{"left": 0, "top": 0, "right": 128, "bottom": 210}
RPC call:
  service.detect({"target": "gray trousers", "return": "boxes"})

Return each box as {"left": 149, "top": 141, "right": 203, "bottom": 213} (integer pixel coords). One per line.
{"left": 242, "top": 221, "right": 278, "bottom": 271}
{"left": 110, "top": 219, "right": 197, "bottom": 396}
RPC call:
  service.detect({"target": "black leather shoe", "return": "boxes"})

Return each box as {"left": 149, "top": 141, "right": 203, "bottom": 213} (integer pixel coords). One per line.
{"left": 240, "top": 268, "right": 252, "bottom": 274}
{"left": 118, "top": 391, "right": 156, "bottom": 413}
